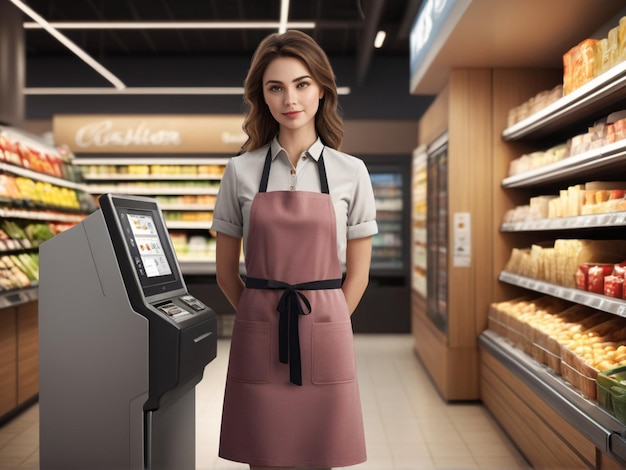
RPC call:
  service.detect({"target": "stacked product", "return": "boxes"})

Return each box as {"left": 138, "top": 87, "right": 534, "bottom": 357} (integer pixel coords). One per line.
{"left": 168, "top": 231, "right": 216, "bottom": 261}
{"left": 576, "top": 261, "right": 626, "bottom": 299}
{"left": 508, "top": 111, "right": 626, "bottom": 177}
{"left": 503, "top": 181, "right": 626, "bottom": 222}
{"left": 490, "top": 297, "right": 626, "bottom": 399}
{"left": 504, "top": 239, "right": 626, "bottom": 288}
{"left": 81, "top": 163, "right": 225, "bottom": 178}
{"left": 0, "top": 219, "right": 65, "bottom": 290}
{"left": 0, "top": 130, "right": 71, "bottom": 180}
{"left": 563, "top": 16, "right": 626, "bottom": 95}
{"left": 507, "top": 15, "right": 626, "bottom": 128}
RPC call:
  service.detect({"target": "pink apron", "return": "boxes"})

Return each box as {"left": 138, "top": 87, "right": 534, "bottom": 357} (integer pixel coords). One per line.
{"left": 219, "top": 147, "right": 367, "bottom": 468}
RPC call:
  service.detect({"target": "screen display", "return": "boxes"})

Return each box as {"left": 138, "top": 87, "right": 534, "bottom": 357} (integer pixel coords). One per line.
{"left": 125, "top": 213, "right": 173, "bottom": 278}
{"left": 100, "top": 194, "right": 184, "bottom": 298}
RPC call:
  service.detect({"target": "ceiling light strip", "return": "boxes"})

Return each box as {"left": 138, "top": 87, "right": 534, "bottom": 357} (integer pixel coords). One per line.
{"left": 279, "top": 0, "right": 290, "bottom": 33}
{"left": 23, "top": 21, "right": 316, "bottom": 30}
{"left": 23, "top": 87, "right": 351, "bottom": 95}
{"left": 9, "top": 0, "right": 126, "bottom": 90}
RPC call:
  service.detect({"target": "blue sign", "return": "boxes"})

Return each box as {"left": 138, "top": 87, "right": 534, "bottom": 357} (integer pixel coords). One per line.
{"left": 409, "top": 0, "right": 461, "bottom": 79}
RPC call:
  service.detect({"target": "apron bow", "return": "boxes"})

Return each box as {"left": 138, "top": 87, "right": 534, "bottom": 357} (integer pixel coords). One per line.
{"left": 245, "top": 277, "right": 342, "bottom": 386}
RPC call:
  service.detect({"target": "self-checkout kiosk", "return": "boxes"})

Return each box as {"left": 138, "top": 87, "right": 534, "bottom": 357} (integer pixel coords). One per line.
{"left": 39, "top": 193, "right": 218, "bottom": 470}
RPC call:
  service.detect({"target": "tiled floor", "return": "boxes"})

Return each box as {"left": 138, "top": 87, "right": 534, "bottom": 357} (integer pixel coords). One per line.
{"left": 1, "top": 335, "right": 530, "bottom": 469}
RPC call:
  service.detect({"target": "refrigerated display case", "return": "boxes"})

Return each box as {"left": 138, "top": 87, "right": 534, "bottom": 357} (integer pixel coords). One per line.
{"left": 352, "top": 154, "right": 411, "bottom": 333}
{"left": 411, "top": 147, "right": 427, "bottom": 297}
{"left": 425, "top": 133, "right": 449, "bottom": 333}
{"left": 371, "top": 172, "right": 404, "bottom": 272}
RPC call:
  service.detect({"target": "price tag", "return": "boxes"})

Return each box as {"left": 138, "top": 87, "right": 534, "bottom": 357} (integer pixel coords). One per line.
{"left": 453, "top": 212, "right": 471, "bottom": 267}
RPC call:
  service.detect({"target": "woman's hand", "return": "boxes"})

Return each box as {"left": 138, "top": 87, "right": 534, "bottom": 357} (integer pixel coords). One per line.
{"left": 215, "top": 232, "right": 245, "bottom": 309}
{"left": 342, "top": 236, "right": 372, "bottom": 315}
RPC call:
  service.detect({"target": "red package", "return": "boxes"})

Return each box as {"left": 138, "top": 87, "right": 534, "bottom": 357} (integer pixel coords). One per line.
{"left": 605, "top": 275, "right": 624, "bottom": 298}
{"left": 587, "top": 264, "right": 614, "bottom": 294}
{"left": 614, "top": 262, "right": 626, "bottom": 279}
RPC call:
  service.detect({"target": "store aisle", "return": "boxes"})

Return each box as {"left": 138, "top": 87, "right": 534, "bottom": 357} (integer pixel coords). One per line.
{"left": 0, "top": 335, "right": 529, "bottom": 470}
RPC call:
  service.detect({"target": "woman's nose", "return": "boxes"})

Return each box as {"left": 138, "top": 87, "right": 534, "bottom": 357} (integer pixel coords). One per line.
{"left": 284, "top": 90, "right": 296, "bottom": 105}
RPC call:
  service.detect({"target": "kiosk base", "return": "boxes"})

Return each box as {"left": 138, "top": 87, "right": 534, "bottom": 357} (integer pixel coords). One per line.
{"left": 146, "top": 386, "right": 196, "bottom": 470}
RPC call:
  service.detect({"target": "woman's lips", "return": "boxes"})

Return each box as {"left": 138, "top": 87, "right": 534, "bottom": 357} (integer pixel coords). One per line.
{"left": 284, "top": 111, "right": 302, "bottom": 119}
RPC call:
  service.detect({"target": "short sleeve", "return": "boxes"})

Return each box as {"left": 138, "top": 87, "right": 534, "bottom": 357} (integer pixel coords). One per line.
{"left": 347, "top": 161, "right": 378, "bottom": 240}
{"left": 210, "top": 158, "right": 244, "bottom": 238}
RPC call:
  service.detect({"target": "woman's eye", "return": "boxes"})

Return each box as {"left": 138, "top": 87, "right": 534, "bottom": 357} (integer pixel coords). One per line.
{"left": 270, "top": 85, "right": 282, "bottom": 92}
{"left": 297, "top": 82, "right": 309, "bottom": 89}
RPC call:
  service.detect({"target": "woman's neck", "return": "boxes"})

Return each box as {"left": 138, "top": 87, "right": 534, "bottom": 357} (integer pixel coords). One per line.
{"left": 278, "top": 128, "right": 317, "bottom": 166}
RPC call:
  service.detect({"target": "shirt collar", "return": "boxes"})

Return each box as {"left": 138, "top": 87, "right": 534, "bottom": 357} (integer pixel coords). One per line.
{"left": 270, "top": 136, "right": 324, "bottom": 162}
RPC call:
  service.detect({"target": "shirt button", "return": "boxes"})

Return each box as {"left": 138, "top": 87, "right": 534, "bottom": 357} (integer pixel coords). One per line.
{"left": 290, "top": 169, "right": 296, "bottom": 176}
{"left": 301, "top": 155, "right": 307, "bottom": 161}
{"left": 289, "top": 186, "right": 295, "bottom": 191}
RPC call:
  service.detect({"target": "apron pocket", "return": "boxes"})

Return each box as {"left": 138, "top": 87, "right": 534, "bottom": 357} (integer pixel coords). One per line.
{"left": 228, "top": 320, "right": 271, "bottom": 384}
{"left": 311, "top": 321, "right": 357, "bottom": 385}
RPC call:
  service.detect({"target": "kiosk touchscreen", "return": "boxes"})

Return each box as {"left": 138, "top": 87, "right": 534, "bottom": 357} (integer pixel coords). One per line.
{"left": 39, "top": 193, "right": 218, "bottom": 470}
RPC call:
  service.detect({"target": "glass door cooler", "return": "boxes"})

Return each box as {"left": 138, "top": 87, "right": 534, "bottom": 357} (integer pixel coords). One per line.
{"left": 352, "top": 154, "right": 411, "bottom": 333}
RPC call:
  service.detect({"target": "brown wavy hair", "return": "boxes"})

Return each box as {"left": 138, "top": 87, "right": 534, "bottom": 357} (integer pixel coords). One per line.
{"left": 241, "top": 30, "right": 343, "bottom": 152}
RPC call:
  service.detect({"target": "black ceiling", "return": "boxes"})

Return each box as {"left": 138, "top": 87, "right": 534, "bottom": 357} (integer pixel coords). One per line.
{"left": 20, "top": 0, "right": 421, "bottom": 80}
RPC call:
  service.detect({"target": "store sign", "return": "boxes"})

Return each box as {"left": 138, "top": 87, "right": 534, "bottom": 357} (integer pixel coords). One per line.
{"left": 409, "top": 0, "right": 468, "bottom": 80}
{"left": 53, "top": 115, "right": 247, "bottom": 154}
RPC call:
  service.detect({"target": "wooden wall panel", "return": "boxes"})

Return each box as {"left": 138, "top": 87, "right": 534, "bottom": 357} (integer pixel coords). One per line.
{"left": 412, "top": 292, "right": 479, "bottom": 399}
{"left": 447, "top": 69, "right": 493, "bottom": 346}
{"left": 418, "top": 84, "right": 449, "bottom": 147}
{"left": 481, "top": 349, "right": 595, "bottom": 468}
{"left": 0, "top": 308, "right": 17, "bottom": 418}
{"left": 490, "top": 69, "right": 562, "bottom": 303}
{"left": 17, "top": 301, "right": 38, "bottom": 404}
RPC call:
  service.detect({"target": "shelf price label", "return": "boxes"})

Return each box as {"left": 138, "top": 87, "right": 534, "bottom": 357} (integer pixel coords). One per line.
{"left": 452, "top": 212, "right": 471, "bottom": 267}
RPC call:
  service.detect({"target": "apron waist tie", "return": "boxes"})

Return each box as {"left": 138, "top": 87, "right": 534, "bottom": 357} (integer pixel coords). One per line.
{"left": 245, "top": 277, "right": 342, "bottom": 386}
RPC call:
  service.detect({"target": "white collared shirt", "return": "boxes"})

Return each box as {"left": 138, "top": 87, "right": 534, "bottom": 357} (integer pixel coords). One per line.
{"left": 211, "top": 136, "right": 378, "bottom": 264}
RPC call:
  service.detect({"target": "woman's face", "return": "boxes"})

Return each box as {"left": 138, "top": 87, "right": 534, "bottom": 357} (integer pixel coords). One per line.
{"left": 262, "top": 56, "right": 324, "bottom": 134}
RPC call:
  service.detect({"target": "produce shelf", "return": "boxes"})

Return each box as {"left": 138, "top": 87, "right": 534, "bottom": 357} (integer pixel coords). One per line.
{"left": 0, "top": 162, "right": 85, "bottom": 190}
{"left": 0, "top": 286, "right": 38, "bottom": 309}
{"left": 85, "top": 185, "right": 219, "bottom": 195}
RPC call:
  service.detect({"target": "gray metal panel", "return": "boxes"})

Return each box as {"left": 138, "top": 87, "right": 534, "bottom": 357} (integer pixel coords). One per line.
{"left": 146, "top": 388, "right": 196, "bottom": 470}
{"left": 39, "top": 211, "right": 149, "bottom": 469}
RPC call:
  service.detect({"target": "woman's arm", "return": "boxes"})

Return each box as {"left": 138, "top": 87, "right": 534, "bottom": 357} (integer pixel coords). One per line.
{"left": 215, "top": 232, "right": 245, "bottom": 309}
{"left": 342, "top": 236, "right": 372, "bottom": 315}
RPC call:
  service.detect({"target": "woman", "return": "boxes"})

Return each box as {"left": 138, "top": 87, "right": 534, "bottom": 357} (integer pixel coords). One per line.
{"left": 211, "top": 29, "right": 377, "bottom": 470}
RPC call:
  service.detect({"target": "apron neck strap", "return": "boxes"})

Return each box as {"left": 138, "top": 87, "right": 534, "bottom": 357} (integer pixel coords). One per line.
{"left": 259, "top": 146, "right": 329, "bottom": 194}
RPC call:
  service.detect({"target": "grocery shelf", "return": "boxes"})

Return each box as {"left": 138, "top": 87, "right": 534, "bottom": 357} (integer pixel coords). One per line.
{"left": 159, "top": 203, "right": 214, "bottom": 211}
{"left": 499, "top": 271, "right": 626, "bottom": 318}
{"left": 501, "top": 140, "right": 626, "bottom": 188}
{"left": 479, "top": 330, "right": 626, "bottom": 459}
{"left": 0, "top": 286, "right": 38, "bottom": 309}
{"left": 72, "top": 157, "right": 231, "bottom": 165}
{"left": 502, "top": 61, "right": 626, "bottom": 141}
{"left": 165, "top": 221, "right": 211, "bottom": 230}
{"left": 178, "top": 260, "right": 216, "bottom": 275}
{"left": 0, "top": 162, "right": 85, "bottom": 190}
{"left": 82, "top": 173, "right": 224, "bottom": 181}
{"left": 85, "top": 185, "right": 219, "bottom": 195}
{"left": 0, "top": 208, "right": 87, "bottom": 223}
{"left": 500, "top": 211, "right": 626, "bottom": 232}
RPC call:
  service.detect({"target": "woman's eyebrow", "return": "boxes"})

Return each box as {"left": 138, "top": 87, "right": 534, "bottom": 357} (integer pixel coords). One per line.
{"left": 264, "top": 75, "right": 312, "bottom": 86}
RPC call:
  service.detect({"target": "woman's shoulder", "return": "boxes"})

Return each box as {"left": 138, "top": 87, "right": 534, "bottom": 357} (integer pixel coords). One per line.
{"left": 230, "top": 145, "right": 269, "bottom": 163}
{"left": 323, "top": 147, "right": 368, "bottom": 172}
